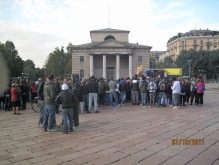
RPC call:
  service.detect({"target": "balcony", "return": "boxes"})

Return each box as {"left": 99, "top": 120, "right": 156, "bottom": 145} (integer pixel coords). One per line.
{"left": 205, "top": 41, "right": 213, "bottom": 45}
{"left": 193, "top": 42, "right": 199, "bottom": 46}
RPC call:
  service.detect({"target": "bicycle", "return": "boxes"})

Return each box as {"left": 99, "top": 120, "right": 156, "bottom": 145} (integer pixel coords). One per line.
{"left": 31, "top": 97, "right": 44, "bottom": 112}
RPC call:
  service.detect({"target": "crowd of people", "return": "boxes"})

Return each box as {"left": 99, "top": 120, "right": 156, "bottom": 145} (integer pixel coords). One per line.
{"left": 0, "top": 74, "right": 205, "bottom": 134}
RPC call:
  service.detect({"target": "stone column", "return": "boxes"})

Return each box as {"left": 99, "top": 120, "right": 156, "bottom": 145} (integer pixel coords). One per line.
{"left": 103, "top": 54, "right": 106, "bottom": 78}
{"left": 129, "top": 54, "right": 133, "bottom": 78}
{"left": 90, "top": 54, "right": 94, "bottom": 76}
{"left": 116, "top": 54, "right": 120, "bottom": 80}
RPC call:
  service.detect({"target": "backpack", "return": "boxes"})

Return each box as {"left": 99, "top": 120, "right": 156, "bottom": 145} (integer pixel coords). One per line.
{"left": 198, "top": 84, "right": 205, "bottom": 93}
{"left": 159, "top": 83, "right": 166, "bottom": 91}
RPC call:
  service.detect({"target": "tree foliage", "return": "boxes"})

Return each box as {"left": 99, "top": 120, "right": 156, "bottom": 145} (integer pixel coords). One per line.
{"left": 44, "top": 46, "right": 71, "bottom": 79}
{"left": 175, "top": 49, "right": 219, "bottom": 77}
{"left": 0, "top": 41, "right": 23, "bottom": 77}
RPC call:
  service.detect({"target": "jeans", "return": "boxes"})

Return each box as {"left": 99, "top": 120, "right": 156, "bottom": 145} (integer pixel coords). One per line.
{"left": 197, "top": 93, "right": 204, "bottom": 105}
{"left": 62, "top": 108, "right": 73, "bottom": 133}
{"left": 132, "top": 91, "right": 139, "bottom": 104}
{"left": 109, "top": 91, "right": 118, "bottom": 106}
{"left": 172, "top": 93, "right": 179, "bottom": 106}
{"left": 89, "top": 93, "right": 98, "bottom": 112}
{"left": 38, "top": 100, "right": 44, "bottom": 125}
{"left": 105, "top": 92, "right": 110, "bottom": 105}
{"left": 98, "top": 93, "right": 104, "bottom": 105}
{"left": 120, "top": 91, "right": 126, "bottom": 105}
{"left": 149, "top": 92, "right": 155, "bottom": 107}
{"left": 43, "top": 104, "right": 56, "bottom": 130}
{"left": 84, "top": 95, "right": 89, "bottom": 110}
{"left": 141, "top": 92, "right": 147, "bottom": 106}
{"left": 158, "top": 92, "right": 167, "bottom": 105}
{"left": 190, "top": 91, "right": 197, "bottom": 104}
{"left": 166, "top": 93, "right": 172, "bottom": 105}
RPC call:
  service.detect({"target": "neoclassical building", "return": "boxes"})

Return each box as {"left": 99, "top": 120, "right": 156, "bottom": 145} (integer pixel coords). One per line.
{"left": 68, "top": 28, "right": 152, "bottom": 79}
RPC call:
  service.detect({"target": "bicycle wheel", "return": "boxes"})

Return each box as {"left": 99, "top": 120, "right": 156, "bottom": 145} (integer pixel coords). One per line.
{"left": 31, "top": 99, "right": 43, "bottom": 112}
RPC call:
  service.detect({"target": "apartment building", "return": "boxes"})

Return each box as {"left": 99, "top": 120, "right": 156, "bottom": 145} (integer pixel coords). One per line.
{"left": 160, "top": 29, "right": 219, "bottom": 61}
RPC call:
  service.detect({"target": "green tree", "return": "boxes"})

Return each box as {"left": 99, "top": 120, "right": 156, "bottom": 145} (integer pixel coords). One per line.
{"left": 44, "top": 46, "right": 71, "bottom": 79}
{"left": 163, "top": 56, "right": 175, "bottom": 68}
{"left": 23, "top": 59, "right": 36, "bottom": 80}
{"left": 0, "top": 41, "right": 23, "bottom": 77}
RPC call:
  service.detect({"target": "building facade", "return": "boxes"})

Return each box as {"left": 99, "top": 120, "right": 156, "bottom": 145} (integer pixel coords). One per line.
{"left": 68, "top": 28, "right": 152, "bottom": 79}
{"left": 160, "top": 29, "right": 219, "bottom": 61}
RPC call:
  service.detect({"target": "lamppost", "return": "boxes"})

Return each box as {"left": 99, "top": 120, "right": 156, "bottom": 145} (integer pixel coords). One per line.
{"left": 187, "top": 60, "right": 191, "bottom": 78}
{"left": 22, "top": 72, "right": 29, "bottom": 82}
{"left": 151, "top": 61, "right": 154, "bottom": 78}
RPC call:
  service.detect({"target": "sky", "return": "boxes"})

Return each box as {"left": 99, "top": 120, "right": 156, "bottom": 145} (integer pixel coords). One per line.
{"left": 0, "top": 0, "right": 219, "bottom": 68}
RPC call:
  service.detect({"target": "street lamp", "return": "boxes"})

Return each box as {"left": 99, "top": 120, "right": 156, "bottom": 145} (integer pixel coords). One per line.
{"left": 187, "top": 60, "right": 191, "bottom": 78}
{"left": 151, "top": 61, "right": 154, "bottom": 78}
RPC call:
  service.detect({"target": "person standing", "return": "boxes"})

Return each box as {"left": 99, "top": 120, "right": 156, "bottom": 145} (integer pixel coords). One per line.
{"left": 42, "top": 74, "right": 57, "bottom": 132}
{"left": 108, "top": 78, "right": 120, "bottom": 107}
{"left": 87, "top": 76, "right": 99, "bottom": 113}
{"left": 140, "top": 77, "right": 148, "bottom": 107}
{"left": 130, "top": 78, "right": 140, "bottom": 105}
{"left": 196, "top": 77, "right": 205, "bottom": 106}
{"left": 171, "top": 77, "right": 181, "bottom": 109}
{"left": 55, "top": 84, "right": 76, "bottom": 134}
{"left": 147, "top": 78, "right": 157, "bottom": 108}
{"left": 71, "top": 74, "right": 80, "bottom": 126}
{"left": 158, "top": 78, "right": 167, "bottom": 107}
{"left": 119, "top": 78, "right": 127, "bottom": 106}
{"left": 11, "top": 83, "right": 20, "bottom": 114}
{"left": 185, "top": 79, "right": 191, "bottom": 105}
{"left": 98, "top": 79, "right": 105, "bottom": 107}
{"left": 190, "top": 77, "right": 197, "bottom": 105}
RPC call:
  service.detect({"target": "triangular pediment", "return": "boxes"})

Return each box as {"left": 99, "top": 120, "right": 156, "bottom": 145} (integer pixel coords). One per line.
{"left": 90, "top": 40, "right": 131, "bottom": 48}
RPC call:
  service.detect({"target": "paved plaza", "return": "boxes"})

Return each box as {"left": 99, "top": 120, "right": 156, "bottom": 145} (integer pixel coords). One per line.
{"left": 0, "top": 84, "right": 219, "bottom": 165}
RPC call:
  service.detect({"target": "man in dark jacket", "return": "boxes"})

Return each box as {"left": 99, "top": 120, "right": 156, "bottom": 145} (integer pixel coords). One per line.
{"left": 140, "top": 77, "right": 148, "bottom": 107}
{"left": 42, "top": 74, "right": 56, "bottom": 132}
{"left": 71, "top": 74, "right": 80, "bottom": 126}
{"left": 87, "top": 76, "right": 99, "bottom": 113}
{"left": 37, "top": 74, "right": 48, "bottom": 128}
{"left": 55, "top": 84, "right": 76, "bottom": 134}
{"left": 119, "top": 78, "right": 127, "bottom": 106}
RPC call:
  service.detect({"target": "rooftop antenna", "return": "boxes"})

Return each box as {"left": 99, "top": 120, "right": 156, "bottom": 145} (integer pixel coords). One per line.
{"left": 108, "top": 5, "right": 110, "bottom": 28}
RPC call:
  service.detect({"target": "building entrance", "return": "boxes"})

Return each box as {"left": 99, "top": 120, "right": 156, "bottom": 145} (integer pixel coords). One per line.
{"left": 107, "top": 67, "right": 114, "bottom": 79}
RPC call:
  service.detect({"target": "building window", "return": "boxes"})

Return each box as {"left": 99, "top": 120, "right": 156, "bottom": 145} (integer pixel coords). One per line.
{"left": 200, "top": 40, "right": 203, "bottom": 45}
{"left": 104, "top": 35, "right": 116, "bottom": 41}
{"left": 80, "top": 56, "right": 84, "bottom": 62}
{"left": 80, "top": 69, "right": 84, "bottom": 78}
{"left": 138, "top": 56, "right": 142, "bottom": 65}
{"left": 200, "top": 46, "right": 203, "bottom": 50}
{"left": 194, "top": 46, "right": 197, "bottom": 50}
{"left": 207, "top": 46, "right": 210, "bottom": 51}
{"left": 214, "top": 45, "right": 217, "bottom": 50}
{"left": 214, "top": 40, "right": 217, "bottom": 44}
{"left": 182, "top": 41, "right": 184, "bottom": 45}
{"left": 194, "top": 40, "right": 197, "bottom": 44}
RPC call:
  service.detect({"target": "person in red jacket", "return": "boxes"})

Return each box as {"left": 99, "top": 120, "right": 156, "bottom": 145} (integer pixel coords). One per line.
{"left": 196, "top": 77, "right": 205, "bottom": 106}
{"left": 11, "top": 83, "right": 20, "bottom": 114}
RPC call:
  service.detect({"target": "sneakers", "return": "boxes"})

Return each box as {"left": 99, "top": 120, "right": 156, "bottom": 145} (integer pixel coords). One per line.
{"left": 116, "top": 104, "right": 120, "bottom": 107}
{"left": 173, "top": 106, "right": 179, "bottom": 109}
{"left": 86, "top": 111, "right": 91, "bottom": 113}
{"left": 48, "top": 129, "right": 57, "bottom": 132}
{"left": 95, "top": 110, "right": 99, "bottom": 113}
{"left": 122, "top": 104, "right": 125, "bottom": 107}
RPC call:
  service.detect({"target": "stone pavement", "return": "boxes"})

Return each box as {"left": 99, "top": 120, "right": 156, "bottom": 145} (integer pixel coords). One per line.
{"left": 0, "top": 84, "right": 219, "bottom": 165}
